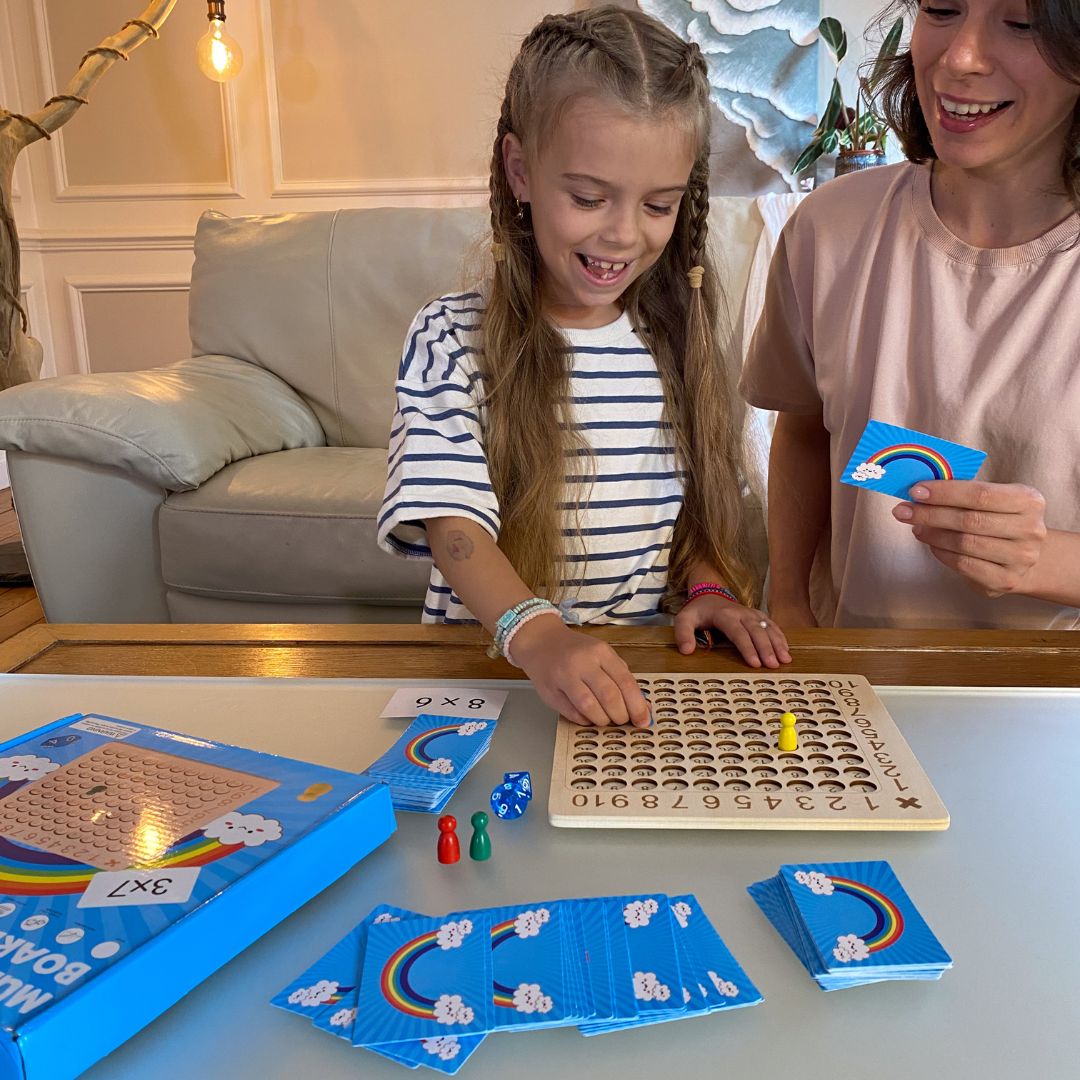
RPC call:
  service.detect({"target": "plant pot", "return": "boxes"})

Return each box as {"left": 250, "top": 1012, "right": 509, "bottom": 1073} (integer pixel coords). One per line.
{"left": 834, "top": 149, "right": 887, "bottom": 177}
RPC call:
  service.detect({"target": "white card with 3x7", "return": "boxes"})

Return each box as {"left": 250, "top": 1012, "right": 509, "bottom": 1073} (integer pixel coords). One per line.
{"left": 78, "top": 867, "right": 201, "bottom": 908}
{"left": 379, "top": 686, "right": 507, "bottom": 721}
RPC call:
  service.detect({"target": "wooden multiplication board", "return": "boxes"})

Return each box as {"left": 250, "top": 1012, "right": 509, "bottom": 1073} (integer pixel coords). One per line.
{"left": 0, "top": 741, "right": 278, "bottom": 870}
{"left": 549, "top": 674, "right": 948, "bottom": 830}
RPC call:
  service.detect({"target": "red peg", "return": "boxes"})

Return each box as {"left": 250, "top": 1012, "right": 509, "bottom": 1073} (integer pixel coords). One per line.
{"left": 437, "top": 814, "right": 461, "bottom": 864}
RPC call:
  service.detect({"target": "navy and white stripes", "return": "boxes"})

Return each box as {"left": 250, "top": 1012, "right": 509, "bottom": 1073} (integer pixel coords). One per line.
{"left": 378, "top": 295, "right": 683, "bottom": 625}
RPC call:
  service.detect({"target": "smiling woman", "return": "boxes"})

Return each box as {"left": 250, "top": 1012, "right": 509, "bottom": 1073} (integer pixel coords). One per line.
{"left": 876, "top": 0, "right": 1080, "bottom": 214}
{"left": 740, "top": 0, "right": 1080, "bottom": 631}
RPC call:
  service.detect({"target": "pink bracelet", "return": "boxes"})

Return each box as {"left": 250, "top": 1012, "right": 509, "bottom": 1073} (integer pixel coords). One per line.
{"left": 503, "top": 606, "right": 562, "bottom": 667}
{"left": 687, "top": 581, "right": 738, "bottom": 605}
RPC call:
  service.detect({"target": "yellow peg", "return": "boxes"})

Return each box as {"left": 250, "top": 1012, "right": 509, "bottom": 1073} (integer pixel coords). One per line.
{"left": 778, "top": 711, "right": 799, "bottom": 752}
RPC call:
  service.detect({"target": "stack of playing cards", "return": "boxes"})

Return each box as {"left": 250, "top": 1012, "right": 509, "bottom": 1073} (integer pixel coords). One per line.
{"left": 273, "top": 893, "right": 761, "bottom": 1074}
{"left": 749, "top": 860, "right": 952, "bottom": 991}
{"left": 361, "top": 714, "right": 497, "bottom": 812}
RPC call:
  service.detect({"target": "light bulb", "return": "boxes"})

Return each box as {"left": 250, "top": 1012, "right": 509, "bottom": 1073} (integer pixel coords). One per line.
{"left": 196, "top": 18, "right": 243, "bottom": 82}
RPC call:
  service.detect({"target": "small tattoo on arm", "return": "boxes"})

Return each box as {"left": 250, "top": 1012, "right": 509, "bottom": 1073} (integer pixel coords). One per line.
{"left": 446, "top": 530, "right": 474, "bottom": 561}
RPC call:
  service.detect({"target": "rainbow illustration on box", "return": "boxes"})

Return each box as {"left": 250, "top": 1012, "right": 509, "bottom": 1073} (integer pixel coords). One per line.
{"left": 0, "top": 712, "right": 395, "bottom": 1080}
{"left": 841, "top": 420, "right": 986, "bottom": 499}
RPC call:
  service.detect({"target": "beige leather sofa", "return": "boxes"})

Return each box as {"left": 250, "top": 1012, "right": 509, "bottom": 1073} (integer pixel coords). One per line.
{"left": 0, "top": 201, "right": 767, "bottom": 622}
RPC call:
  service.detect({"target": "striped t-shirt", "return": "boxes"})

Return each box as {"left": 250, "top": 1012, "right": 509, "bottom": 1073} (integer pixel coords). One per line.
{"left": 378, "top": 292, "right": 684, "bottom": 625}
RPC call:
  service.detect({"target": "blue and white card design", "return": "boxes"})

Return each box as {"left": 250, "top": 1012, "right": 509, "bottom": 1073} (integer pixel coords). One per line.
{"left": 840, "top": 420, "right": 986, "bottom": 499}
{"left": 353, "top": 912, "right": 495, "bottom": 1044}
{"left": 750, "top": 861, "right": 952, "bottom": 991}
{"left": 482, "top": 902, "right": 572, "bottom": 1030}
{"left": 274, "top": 894, "right": 760, "bottom": 1068}
{"left": 274, "top": 904, "right": 484, "bottom": 1075}
{"left": 363, "top": 714, "right": 497, "bottom": 812}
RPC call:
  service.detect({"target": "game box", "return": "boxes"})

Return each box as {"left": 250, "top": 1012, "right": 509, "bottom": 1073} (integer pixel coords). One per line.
{"left": 0, "top": 712, "right": 396, "bottom": 1079}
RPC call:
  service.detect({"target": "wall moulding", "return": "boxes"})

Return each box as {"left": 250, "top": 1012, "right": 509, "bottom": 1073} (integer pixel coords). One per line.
{"left": 22, "top": 230, "right": 196, "bottom": 254}
{"left": 258, "top": 0, "right": 488, "bottom": 200}
{"left": 64, "top": 275, "right": 190, "bottom": 375}
{"left": 29, "top": 0, "right": 243, "bottom": 202}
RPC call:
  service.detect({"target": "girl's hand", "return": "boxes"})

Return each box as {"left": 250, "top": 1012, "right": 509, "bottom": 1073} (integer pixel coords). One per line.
{"left": 893, "top": 481, "right": 1048, "bottom": 597}
{"left": 674, "top": 595, "right": 792, "bottom": 668}
{"left": 509, "top": 617, "right": 651, "bottom": 728}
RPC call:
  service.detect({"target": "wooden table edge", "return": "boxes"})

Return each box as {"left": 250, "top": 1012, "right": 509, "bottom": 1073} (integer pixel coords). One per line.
{"left": 0, "top": 624, "right": 1077, "bottom": 687}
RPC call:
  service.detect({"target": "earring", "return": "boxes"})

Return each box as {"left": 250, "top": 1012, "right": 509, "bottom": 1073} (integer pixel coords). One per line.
{"left": 514, "top": 197, "right": 526, "bottom": 222}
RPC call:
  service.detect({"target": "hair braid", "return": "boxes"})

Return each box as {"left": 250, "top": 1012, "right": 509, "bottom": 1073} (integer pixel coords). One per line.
{"left": 475, "top": 3, "right": 763, "bottom": 604}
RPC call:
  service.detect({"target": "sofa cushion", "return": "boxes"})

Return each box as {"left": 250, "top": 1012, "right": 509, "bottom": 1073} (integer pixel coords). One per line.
{"left": 189, "top": 207, "right": 487, "bottom": 450}
{"left": 159, "top": 447, "right": 430, "bottom": 604}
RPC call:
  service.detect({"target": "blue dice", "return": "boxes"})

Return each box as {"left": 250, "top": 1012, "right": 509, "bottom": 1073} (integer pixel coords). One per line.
{"left": 490, "top": 770, "right": 533, "bottom": 820}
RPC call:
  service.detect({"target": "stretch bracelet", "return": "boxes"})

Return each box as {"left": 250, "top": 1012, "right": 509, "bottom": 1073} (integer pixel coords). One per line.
{"left": 490, "top": 597, "right": 556, "bottom": 658}
{"left": 687, "top": 581, "right": 738, "bottom": 605}
{"left": 503, "top": 606, "right": 563, "bottom": 668}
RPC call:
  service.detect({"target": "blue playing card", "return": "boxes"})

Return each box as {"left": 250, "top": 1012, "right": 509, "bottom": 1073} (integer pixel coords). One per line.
{"left": 577, "top": 899, "right": 614, "bottom": 1021}
{"left": 473, "top": 901, "right": 574, "bottom": 1031}
{"left": 840, "top": 420, "right": 986, "bottom": 499}
{"left": 781, "top": 861, "right": 951, "bottom": 978}
{"left": 751, "top": 862, "right": 952, "bottom": 991}
{"left": 668, "top": 895, "right": 762, "bottom": 1012}
{"left": 363, "top": 714, "right": 497, "bottom": 812}
{"left": 273, "top": 905, "right": 421, "bottom": 1068}
{"left": 353, "top": 912, "right": 495, "bottom": 1045}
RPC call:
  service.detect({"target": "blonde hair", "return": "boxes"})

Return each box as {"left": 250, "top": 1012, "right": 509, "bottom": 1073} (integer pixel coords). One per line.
{"left": 482, "top": 5, "right": 761, "bottom": 606}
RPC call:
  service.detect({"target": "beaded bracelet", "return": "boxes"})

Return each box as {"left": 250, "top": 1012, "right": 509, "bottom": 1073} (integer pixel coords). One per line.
{"left": 503, "top": 606, "right": 562, "bottom": 668}
{"left": 488, "top": 597, "right": 557, "bottom": 659}
{"left": 687, "top": 581, "right": 738, "bottom": 605}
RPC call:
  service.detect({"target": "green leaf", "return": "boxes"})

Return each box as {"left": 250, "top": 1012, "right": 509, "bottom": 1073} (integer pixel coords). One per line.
{"left": 792, "top": 137, "right": 827, "bottom": 175}
{"left": 820, "top": 78, "right": 844, "bottom": 135}
{"left": 821, "top": 130, "right": 840, "bottom": 155}
{"left": 818, "top": 17, "right": 848, "bottom": 64}
{"left": 868, "top": 17, "right": 904, "bottom": 90}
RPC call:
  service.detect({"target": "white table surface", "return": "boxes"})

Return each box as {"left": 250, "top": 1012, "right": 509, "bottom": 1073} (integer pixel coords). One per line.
{"left": 0, "top": 674, "right": 1074, "bottom": 1080}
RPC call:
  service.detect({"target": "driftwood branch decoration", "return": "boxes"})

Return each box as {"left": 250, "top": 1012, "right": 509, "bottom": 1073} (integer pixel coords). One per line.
{"left": 0, "top": 0, "right": 179, "bottom": 390}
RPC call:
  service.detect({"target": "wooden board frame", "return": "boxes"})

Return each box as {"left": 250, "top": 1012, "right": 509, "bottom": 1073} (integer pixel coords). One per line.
{"left": 549, "top": 673, "right": 949, "bottom": 830}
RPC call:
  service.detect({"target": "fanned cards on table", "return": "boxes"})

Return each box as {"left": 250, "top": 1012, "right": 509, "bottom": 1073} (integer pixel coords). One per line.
{"left": 748, "top": 860, "right": 952, "bottom": 991}
{"left": 273, "top": 893, "right": 760, "bottom": 1073}
{"left": 362, "top": 713, "right": 497, "bottom": 812}
{"left": 840, "top": 419, "right": 986, "bottom": 499}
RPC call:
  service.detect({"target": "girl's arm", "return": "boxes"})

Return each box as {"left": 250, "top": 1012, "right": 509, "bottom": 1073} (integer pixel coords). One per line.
{"left": 765, "top": 410, "right": 831, "bottom": 627}
{"left": 426, "top": 517, "right": 650, "bottom": 728}
{"left": 673, "top": 557, "right": 791, "bottom": 667}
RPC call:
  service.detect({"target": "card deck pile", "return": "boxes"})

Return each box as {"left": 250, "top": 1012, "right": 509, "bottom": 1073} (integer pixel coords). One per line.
{"left": 362, "top": 714, "right": 497, "bottom": 812}
{"left": 749, "top": 861, "right": 952, "bottom": 991}
{"left": 274, "top": 894, "right": 760, "bottom": 1074}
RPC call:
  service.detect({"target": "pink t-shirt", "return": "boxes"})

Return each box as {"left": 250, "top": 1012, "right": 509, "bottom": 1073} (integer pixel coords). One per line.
{"left": 741, "top": 161, "right": 1080, "bottom": 629}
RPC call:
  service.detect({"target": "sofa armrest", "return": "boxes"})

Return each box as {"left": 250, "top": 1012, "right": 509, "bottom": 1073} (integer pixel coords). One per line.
{"left": 0, "top": 355, "right": 327, "bottom": 492}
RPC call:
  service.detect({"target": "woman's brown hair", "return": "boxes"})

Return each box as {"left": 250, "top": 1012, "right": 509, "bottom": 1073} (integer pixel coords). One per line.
{"left": 482, "top": 5, "right": 761, "bottom": 607}
{"left": 872, "top": 1, "right": 1080, "bottom": 204}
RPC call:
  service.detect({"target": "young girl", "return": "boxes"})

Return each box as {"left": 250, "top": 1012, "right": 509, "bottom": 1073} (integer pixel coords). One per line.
{"left": 742, "top": 0, "right": 1080, "bottom": 631}
{"left": 379, "top": 6, "right": 790, "bottom": 728}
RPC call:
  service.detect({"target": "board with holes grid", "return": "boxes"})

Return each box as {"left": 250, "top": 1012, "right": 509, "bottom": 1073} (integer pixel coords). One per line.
{"left": 548, "top": 674, "right": 948, "bottom": 830}
{"left": 0, "top": 741, "right": 278, "bottom": 870}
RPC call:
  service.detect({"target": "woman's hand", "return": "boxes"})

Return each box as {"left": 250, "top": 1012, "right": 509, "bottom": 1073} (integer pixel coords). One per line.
{"left": 510, "top": 617, "right": 651, "bottom": 728}
{"left": 894, "top": 480, "right": 1047, "bottom": 597}
{"left": 674, "top": 595, "right": 792, "bottom": 668}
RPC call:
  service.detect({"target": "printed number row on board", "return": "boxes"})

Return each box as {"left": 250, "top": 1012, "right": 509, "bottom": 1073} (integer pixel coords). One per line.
{"left": 569, "top": 792, "right": 891, "bottom": 813}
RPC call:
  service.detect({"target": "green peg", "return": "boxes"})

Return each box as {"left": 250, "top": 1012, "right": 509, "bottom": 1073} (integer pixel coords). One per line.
{"left": 469, "top": 810, "right": 491, "bottom": 861}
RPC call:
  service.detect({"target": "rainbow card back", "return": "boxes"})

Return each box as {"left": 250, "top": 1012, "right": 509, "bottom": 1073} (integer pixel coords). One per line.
{"left": 840, "top": 420, "right": 986, "bottom": 498}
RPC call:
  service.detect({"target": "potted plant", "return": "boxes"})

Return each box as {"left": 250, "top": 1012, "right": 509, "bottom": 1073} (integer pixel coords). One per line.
{"left": 794, "top": 15, "right": 904, "bottom": 180}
